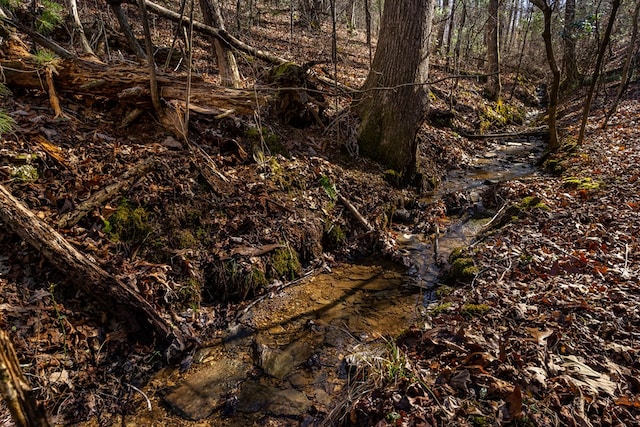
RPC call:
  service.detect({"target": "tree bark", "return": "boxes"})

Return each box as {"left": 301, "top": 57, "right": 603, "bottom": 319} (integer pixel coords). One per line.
{"left": 67, "top": 0, "right": 97, "bottom": 58}
{"left": 435, "top": 0, "right": 451, "bottom": 53}
{"left": 354, "top": 0, "right": 434, "bottom": 181}
{"left": 0, "top": 185, "right": 187, "bottom": 352}
{"left": 199, "top": 0, "right": 242, "bottom": 88}
{"left": 0, "top": 330, "right": 50, "bottom": 427}
{"left": 561, "top": 0, "right": 579, "bottom": 91}
{"left": 108, "top": 0, "right": 147, "bottom": 60}
{"left": 486, "top": 0, "right": 501, "bottom": 100}
{"left": 531, "top": 0, "right": 560, "bottom": 150}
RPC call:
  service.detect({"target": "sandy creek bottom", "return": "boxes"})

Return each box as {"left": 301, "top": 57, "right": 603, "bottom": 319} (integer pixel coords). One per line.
{"left": 136, "top": 137, "right": 543, "bottom": 425}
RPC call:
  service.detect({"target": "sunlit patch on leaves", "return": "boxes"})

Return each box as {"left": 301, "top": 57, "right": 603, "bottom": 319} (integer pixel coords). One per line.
{"left": 10, "top": 164, "right": 39, "bottom": 181}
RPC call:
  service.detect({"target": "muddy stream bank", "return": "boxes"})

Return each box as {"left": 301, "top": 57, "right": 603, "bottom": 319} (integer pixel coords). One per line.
{"left": 141, "top": 137, "right": 544, "bottom": 425}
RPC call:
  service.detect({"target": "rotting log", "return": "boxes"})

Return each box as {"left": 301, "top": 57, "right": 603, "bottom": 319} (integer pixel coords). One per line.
{"left": 57, "top": 157, "right": 156, "bottom": 229}
{"left": 0, "top": 331, "right": 51, "bottom": 427}
{"left": 0, "top": 54, "right": 266, "bottom": 117}
{"left": 0, "top": 184, "right": 187, "bottom": 353}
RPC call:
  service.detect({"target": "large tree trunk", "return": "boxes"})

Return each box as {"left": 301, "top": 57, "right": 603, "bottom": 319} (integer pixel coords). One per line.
{"left": 531, "top": 0, "right": 560, "bottom": 150}
{"left": 199, "top": 0, "right": 242, "bottom": 88}
{"left": 353, "top": 0, "right": 434, "bottom": 181}
{"left": 486, "top": 0, "right": 501, "bottom": 100}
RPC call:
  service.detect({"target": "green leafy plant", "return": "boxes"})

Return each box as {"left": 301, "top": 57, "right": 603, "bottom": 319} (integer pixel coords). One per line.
{"left": 37, "top": 0, "right": 65, "bottom": 34}
{"left": 0, "top": 110, "right": 15, "bottom": 135}
{"left": 319, "top": 175, "right": 337, "bottom": 201}
{"left": 34, "top": 49, "right": 59, "bottom": 65}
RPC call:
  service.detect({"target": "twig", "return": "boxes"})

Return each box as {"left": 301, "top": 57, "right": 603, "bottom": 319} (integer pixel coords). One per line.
{"left": 337, "top": 193, "right": 374, "bottom": 233}
{"left": 126, "top": 383, "right": 152, "bottom": 412}
{"left": 57, "top": 157, "right": 156, "bottom": 229}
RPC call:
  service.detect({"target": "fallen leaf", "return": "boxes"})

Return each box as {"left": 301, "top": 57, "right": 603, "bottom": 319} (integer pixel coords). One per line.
{"left": 525, "top": 327, "right": 554, "bottom": 345}
{"left": 505, "top": 385, "right": 523, "bottom": 421}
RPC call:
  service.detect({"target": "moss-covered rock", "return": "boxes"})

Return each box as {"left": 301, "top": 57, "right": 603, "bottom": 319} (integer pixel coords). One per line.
{"left": 103, "top": 199, "right": 152, "bottom": 244}
{"left": 446, "top": 247, "right": 478, "bottom": 283}
{"left": 562, "top": 176, "right": 602, "bottom": 190}
{"left": 271, "top": 247, "right": 302, "bottom": 280}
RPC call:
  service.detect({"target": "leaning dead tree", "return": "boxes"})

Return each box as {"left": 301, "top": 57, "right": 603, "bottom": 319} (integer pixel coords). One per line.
{"left": 0, "top": 185, "right": 188, "bottom": 354}
{"left": 0, "top": 331, "right": 51, "bottom": 427}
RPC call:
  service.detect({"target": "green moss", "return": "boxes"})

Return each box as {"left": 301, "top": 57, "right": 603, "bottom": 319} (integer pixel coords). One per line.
{"left": 271, "top": 247, "right": 301, "bottom": 280}
{"left": 175, "top": 230, "right": 198, "bottom": 249}
{"left": 176, "top": 277, "right": 202, "bottom": 309}
{"left": 461, "top": 303, "right": 491, "bottom": 317}
{"left": 246, "top": 126, "right": 289, "bottom": 157}
{"left": 479, "top": 99, "right": 525, "bottom": 132}
{"left": 562, "top": 176, "right": 601, "bottom": 190}
{"left": 435, "top": 285, "right": 452, "bottom": 298}
{"left": 104, "top": 199, "right": 151, "bottom": 243}
{"left": 516, "top": 196, "right": 549, "bottom": 211}
{"left": 207, "top": 260, "right": 269, "bottom": 302}
{"left": 10, "top": 164, "right": 39, "bottom": 182}
{"left": 469, "top": 415, "right": 491, "bottom": 427}
{"left": 322, "top": 221, "right": 346, "bottom": 250}
{"left": 543, "top": 157, "right": 565, "bottom": 175}
{"left": 450, "top": 257, "right": 479, "bottom": 282}
{"left": 430, "top": 302, "right": 453, "bottom": 315}
{"left": 448, "top": 247, "right": 466, "bottom": 264}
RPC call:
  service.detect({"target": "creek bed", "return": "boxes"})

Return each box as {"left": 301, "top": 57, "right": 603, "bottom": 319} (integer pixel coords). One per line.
{"left": 147, "top": 136, "right": 545, "bottom": 425}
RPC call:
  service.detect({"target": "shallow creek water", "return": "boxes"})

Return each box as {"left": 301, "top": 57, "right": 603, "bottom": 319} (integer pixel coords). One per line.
{"left": 151, "top": 138, "right": 544, "bottom": 425}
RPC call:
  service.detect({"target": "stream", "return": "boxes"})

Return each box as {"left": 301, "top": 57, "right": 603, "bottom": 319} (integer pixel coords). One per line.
{"left": 151, "top": 137, "right": 545, "bottom": 425}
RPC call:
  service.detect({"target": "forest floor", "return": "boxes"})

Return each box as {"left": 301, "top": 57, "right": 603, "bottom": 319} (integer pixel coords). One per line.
{"left": 0, "top": 3, "right": 639, "bottom": 426}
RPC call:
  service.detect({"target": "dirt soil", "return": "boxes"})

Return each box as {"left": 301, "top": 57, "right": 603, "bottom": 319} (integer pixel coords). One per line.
{"left": 1, "top": 2, "right": 638, "bottom": 426}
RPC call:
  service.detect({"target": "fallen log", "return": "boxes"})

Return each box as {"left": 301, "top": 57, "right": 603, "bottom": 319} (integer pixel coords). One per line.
{"left": 0, "top": 330, "right": 51, "bottom": 427}
{"left": 0, "top": 54, "right": 266, "bottom": 117}
{"left": 0, "top": 184, "right": 187, "bottom": 353}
